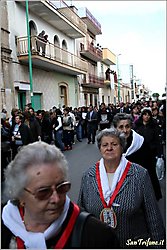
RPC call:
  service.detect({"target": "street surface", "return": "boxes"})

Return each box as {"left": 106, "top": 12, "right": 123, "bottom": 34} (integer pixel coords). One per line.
{"left": 64, "top": 138, "right": 166, "bottom": 227}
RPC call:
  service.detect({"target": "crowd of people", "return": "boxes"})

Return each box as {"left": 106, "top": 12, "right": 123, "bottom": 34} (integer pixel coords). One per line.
{"left": 1, "top": 98, "right": 166, "bottom": 248}
{"left": 1, "top": 99, "right": 166, "bottom": 156}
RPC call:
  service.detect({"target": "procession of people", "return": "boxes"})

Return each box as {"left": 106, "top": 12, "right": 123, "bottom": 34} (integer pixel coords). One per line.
{"left": 1, "top": 98, "right": 166, "bottom": 249}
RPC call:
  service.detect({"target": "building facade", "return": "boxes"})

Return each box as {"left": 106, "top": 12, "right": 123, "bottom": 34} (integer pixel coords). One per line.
{"left": 1, "top": 0, "right": 88, "bottom": 113}
{"left": 1, "top": 0, "right": 138, "bottom": 113}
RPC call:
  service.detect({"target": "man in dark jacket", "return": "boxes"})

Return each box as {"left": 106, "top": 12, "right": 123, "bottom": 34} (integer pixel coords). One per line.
{"left": 86, "top": 105, "right": 98, "bottom": 144}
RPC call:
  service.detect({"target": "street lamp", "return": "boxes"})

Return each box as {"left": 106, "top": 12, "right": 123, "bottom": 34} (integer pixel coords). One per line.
{"left": 117, "top": 54, "right": 121, "bottom": 102}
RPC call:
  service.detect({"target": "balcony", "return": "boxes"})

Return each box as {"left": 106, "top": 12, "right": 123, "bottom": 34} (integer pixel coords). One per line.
{"left": 17, "top": 36, "right": 88, "bottom": 75}
{"left": 102, "top": 48, "right": 116, "bottom": 65}
{"left": 54, "top": 1, "right": 87, "bottom": 35}
{"left": 16, "top": 0, "right": 86, "bottom": 38}
{"left": 78, "top": 7, "right": 102, "bottom": 35}
{"left": 80, "top": 41, "right": 102, "bottom": 62}
{"left": 82, "top": 73, "right": 105, "bottom": 88}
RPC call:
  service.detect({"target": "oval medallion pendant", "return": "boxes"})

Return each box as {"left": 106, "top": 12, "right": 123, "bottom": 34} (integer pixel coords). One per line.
{"left": 100, "top": 207, "right": 117, "bottom": 228}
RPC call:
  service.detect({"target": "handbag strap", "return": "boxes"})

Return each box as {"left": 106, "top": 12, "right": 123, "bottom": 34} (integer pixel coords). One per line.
{"left": 71, "top": 210, "right": 90, "bottom": 248}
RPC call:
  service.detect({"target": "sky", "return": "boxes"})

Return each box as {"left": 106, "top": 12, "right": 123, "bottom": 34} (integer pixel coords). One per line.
{"left": 70, "top": 0, "right": 166, "bottom": 96}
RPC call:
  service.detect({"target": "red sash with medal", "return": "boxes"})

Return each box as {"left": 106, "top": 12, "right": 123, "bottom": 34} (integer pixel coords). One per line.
{"left": 96, "top": 161, "right": 131, "bottom": 228}
{"left": 16, "top": 203, "right": 80, "bottom": 249}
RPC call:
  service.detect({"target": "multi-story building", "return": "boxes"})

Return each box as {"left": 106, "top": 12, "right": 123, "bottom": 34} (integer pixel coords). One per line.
{"left": 76, "top": 7, "right": 103, "bottom": 107}
{"left": 1, "top": 0, "right": 88, "bottom": 112}
{"left": 1, "top": 0, "right": 135, "bottom": 112}
{"left": 114, "top": 64, "right": 135, "bottom": 103}
{"left": 99, "top": 48, "right": 116, "bottom": 105}
{"left": 1, "top": 1, "right": 12, "bottom": 112}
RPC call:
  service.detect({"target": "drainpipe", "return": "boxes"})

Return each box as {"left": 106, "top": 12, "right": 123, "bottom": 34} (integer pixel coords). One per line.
{"left": 117, "top": 54, "right": 121, "bottom": 103}
{"left": 26, "top": 0, "right": 34, "bottom": 107}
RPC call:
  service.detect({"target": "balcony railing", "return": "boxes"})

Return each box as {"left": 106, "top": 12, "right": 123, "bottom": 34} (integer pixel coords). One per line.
{"left": 78, "top": 7, "right": 102, "bottom": 35}
{"left": 83, "top": 73, "right": 105, "bottom": 88}
{"left": 85, "top": 8, "right": 101, "bottom": 31}
{"left": 80, "top": 41, "right": 102, "bottom": 61}
{"left": 17, "top": 36, "right": 88, "bottom": 73}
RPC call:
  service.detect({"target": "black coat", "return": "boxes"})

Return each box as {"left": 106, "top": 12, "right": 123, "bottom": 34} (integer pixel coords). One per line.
{"left": 134, "top": 117, "right": 162, "bottom": 157}
{"left": 86, "top": 111, "right": 98, "bottom": 130}
{"left": 29, "top": 116, "right": 42, "bottom": 141}
{"left": 15, "top": 123, "right": 33, "bottom": 145}
{"left": 125, "top": 131, "right": 162, "bottom": 200}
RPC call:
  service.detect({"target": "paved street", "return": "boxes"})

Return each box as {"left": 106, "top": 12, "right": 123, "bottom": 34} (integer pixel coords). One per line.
{"left": 64, "top": 138, "right": 166, "bottom": 227}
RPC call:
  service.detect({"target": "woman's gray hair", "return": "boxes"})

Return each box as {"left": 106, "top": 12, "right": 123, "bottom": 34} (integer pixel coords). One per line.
{"left": 96, "top": 128, "right": 126, "bottom": 151}
{"left": 2, "top": 141, "right": 69, "bottom": 204}
{"left": 113, "top": 113, "right": 133, "bottom": 128}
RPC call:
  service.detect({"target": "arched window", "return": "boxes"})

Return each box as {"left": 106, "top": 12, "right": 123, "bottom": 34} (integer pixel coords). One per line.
{"left": 62, "top": 40, "right": 68, "bottom": 63}
{"left": 62, "top": 39, "right": 67, "bottom": 50}
{"left": 59, "top": 84, "right": 68, "bottom": 107}
{"left": 29, "top": 20, "right": 37, "bottom": 36}
{"left": 29, "top": 20, "right": 37, "bottom": 51}
{"left": 54, "top": 35, "right": 60, "bottom": 47}
{"left": 54, "top": 35, "right": 60, "bottom": 60}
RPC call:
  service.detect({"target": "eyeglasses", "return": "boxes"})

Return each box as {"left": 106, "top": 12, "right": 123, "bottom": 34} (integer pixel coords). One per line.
{"left": 24, "top": 181, "right": 71, "bottom": 200}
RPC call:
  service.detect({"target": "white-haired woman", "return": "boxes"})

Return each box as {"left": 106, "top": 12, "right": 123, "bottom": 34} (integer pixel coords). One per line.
{"left": 2, "top": 141, "right": 119, "bottom": 249}
{"left": 78, "top": 128, "right": 165, "bottom": 248}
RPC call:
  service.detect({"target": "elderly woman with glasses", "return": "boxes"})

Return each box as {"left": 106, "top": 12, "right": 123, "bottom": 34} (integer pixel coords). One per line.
{"left": 78, "top": 128, "right": 165, "bottom": 248}
{"left": 2, "top": 141, "right": 119, "bottom": 249}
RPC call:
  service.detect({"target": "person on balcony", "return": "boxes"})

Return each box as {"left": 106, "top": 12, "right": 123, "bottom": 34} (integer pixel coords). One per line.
{"left": 43, "top": 34, "right": 48, "bottom": 56}
{"left": 36, "top": 30, "right": 46, "bottom": 55}
{"left": 105, "top": 68, "right": 111, "bottom": 81}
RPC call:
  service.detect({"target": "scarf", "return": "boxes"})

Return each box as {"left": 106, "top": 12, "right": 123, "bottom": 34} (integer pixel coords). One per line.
{"left": 2, "top": 196, "right": 70, "bottom": 249}
{"left": 124, "top": 129, "right": 144, "bottom": 157}
{"left": 99, "top": 155, "right": 128, "bottom": 205}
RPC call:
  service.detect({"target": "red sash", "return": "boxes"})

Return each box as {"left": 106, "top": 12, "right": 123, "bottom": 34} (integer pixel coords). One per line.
{"left": 96, "top": 160, "right": 131, "bottom": 208}
{"left": 16, "top": 203, "right": 80, "bottom": 249}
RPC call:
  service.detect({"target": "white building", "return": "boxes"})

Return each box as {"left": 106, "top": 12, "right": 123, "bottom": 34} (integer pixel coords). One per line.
{"left": 1, "top": 0, "right": 128, "bottom": 112}
{"left": 1, "top": 0, "right": 88, "bottom": 112}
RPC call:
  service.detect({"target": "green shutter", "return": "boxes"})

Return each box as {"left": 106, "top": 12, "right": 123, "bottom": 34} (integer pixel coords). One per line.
{"left": 33, "top": 93, "right": 41, "bottom": 111}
